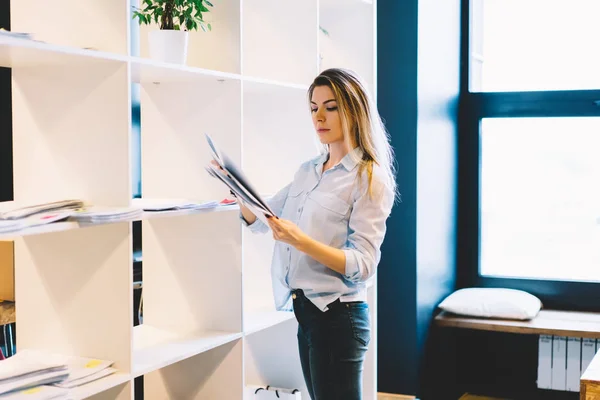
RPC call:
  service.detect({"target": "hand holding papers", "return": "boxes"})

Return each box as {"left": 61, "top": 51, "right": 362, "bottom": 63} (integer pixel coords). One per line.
{"left": 205, "top": 134, "right": 276, "bottom": 225}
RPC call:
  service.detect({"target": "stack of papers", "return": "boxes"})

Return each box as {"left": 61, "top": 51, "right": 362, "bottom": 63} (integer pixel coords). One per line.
{"left": 0, "top": 350, "right": 69, "bottom": 396}
{"left": 204, "top": 134, "right": 275, "bottom": 225}
{"left": 0, "top": 221, "right": 24, "bottom": 234}
{"left": 69, "top": 207, "right": 143, "bottom": 223}
{"left": 0, "top": 29, "right": 32, "bottom": 40}
{"left": 131, "top": 198, "right": 220, "bottom": 212}
{"left": 0, "top": 200, "right": 84, "bottom": 220}
{"left": 0, "top": 201, "right": 84, "bottom": 234}
{"left": 0, "top": 385, "right": 67, "bottom": 400}
{"left": 0, "top": 349, "right": 116, "bottom": 398}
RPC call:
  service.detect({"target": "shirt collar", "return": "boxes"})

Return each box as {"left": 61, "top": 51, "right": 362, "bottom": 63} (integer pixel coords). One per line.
{"left": 340, "top": 147, "right": 364, "bottom": 171}
{"left": 313, "top": 147, "right": 364, "bottom": 171}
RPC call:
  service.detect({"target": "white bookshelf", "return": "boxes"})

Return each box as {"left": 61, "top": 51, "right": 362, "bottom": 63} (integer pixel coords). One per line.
{"left": 2, "top": 0, "right": 377, "bottom": 398}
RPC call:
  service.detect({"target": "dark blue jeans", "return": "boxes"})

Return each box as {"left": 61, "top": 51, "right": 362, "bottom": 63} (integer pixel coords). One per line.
{"left": 292, "top": 289, "right": 370, "bottom": 400}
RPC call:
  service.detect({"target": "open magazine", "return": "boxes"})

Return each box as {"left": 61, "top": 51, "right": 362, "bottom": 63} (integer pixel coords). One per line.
{"left": 205, "top": 134, "right": 275, "bottom": 226}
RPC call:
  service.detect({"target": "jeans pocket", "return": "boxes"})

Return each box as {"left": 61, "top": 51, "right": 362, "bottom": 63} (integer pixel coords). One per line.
{"left": 346, "top": 302, "right": 371, "bottom": 347}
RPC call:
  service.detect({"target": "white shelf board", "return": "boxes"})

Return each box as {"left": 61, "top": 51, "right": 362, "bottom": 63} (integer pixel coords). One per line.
{"left": 320, "top": 0, "right": 372, "bottom": 10}
{"left": 243, "top": 75, "right": 309, "bottom": 91}
{"left": 133, "top": 324, "right": 243, "bottom": 377}
{"left": 0, "top": 205, "right": 239, "bottom": 240}
{"left": 0, "top": 35, "right": 127, "bottom": 68}
{"left": 244, "top": 310, "right": 295, "bottom": 336}
{"left": 130, "top": 57, "right": 241, "bottom": 84}
{"left": 69, "top": 373, "right": 131, "bottom": 400}
{"left": 141, "top": 204, "right": 239, "bottom": 221}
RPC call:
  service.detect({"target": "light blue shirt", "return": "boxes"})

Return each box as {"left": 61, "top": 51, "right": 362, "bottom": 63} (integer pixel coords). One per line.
{"left": 242, "top": 148, "right": 395, "bottom": 312}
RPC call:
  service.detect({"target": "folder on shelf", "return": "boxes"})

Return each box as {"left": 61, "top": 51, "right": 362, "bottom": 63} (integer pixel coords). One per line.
{"left": 537, "top": 334, "right": 552, "bottom": 389}
{"left": 566, "top": 336, "right": 581, "bottom": 392}
{"left": 582, "top": 338, "right": 597, "bottom": 376}
{"left": 205, "top": 133, "right": 275, "bottom": 225}
{"left": 551, "top": 335, "right": 567, "bottom": 391}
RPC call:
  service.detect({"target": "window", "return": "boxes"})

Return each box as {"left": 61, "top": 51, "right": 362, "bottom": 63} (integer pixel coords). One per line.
{"left": 480, "top": 117, "right": 600, "bottom": 282}
{"left": 460, "top": 0, "right": 600, "bottom": 304}
{"left": 470, "top": 0, "right": 600, "bottom": 92}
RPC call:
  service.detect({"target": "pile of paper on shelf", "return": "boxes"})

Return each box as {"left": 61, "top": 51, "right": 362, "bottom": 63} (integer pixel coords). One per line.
{"left": 69, "top": 206, "right": 143, "bottom": 223}
{"left": 0, "top": 349, "right": 116, "bottom": 399}
{"left": 131, "top": 198, "right": 220, "bottom": 212}
{"left": 0, "top": 200, "right": 84, "bottom": 233}
{"left": 204, "top": 133, "right": 275, "bottom": 225}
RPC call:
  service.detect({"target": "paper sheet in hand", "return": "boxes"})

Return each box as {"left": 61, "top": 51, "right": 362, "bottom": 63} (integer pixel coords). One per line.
{"left": 205, "top": 134, "right": 275, "bottom": 218}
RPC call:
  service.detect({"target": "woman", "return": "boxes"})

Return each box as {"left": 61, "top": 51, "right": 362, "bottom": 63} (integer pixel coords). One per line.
{"left": 239, "top": 68, "right": 396, "bottom": 399}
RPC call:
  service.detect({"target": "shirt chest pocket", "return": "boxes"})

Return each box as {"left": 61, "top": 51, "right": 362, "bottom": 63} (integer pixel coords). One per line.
{"left": 308, "top": 191, "right": 350, "bottom": 218}
{"left": 304, "top": 191, "right": 351, "bottom": 246}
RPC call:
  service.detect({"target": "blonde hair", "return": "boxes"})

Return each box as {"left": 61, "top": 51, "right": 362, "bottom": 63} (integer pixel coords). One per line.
{"left": 308, "top": 68, "right": 398, "bottom": 201}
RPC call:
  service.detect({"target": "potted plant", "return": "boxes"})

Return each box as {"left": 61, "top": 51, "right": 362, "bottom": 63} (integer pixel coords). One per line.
{"left": 133, "top": 0, "right": 214, "bottom": 64}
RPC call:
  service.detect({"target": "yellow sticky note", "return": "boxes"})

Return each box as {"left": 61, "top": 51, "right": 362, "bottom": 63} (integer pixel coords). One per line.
{"left": 22, "top": 387, "right": 42, "bottom": 394}
{"left": 85, "top": 359, "right": 102, "bottom": 368}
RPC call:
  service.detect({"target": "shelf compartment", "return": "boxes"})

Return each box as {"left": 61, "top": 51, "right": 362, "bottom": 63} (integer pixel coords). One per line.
{"left": 242, "top": 80, "right": 319, "bottom": 195}
{"left": 14, "top": 224, "right": 133, "bottom": 376}
{"left": 244, "top": 310, "right": 295, "bottom": 336}
{"left": 143, "top": 335, "right": 243, "bottom": 400}
{"left": 242, "top": 0, "right": 318, "bottom": 84}
{"left": 140, "top": 76, "right": 241, "bottom": 200}
{"left": 9, "top": 48, "right": 130, "bottom": 207}
{"left": 319, "top": 0, "right": 375, "bottom": 92}
{"left": 244, "top": 320, "right": 307, "bottom": 396}
{"left": 135, "top": 0, "right": 241, "bottom": 74}
{"left": 11, "top": 0, "right": 129, "bottom": 55}
{"left": 141, "top": 212, "right": 243, "bottom": 357}
{"left": 133, "top": 324, "right": 242, "bottom": 377}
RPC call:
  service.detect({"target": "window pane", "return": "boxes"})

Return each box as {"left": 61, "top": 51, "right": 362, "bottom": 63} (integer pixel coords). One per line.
{"left": 470, "top": 0, "right": 600, "bottom": 92}
{"left": 480, "top": 117, "right": 600, "bottom": 282}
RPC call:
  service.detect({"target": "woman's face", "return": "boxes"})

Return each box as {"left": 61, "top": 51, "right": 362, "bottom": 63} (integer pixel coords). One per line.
{"left": 310, "top": 85, "right": 344, "bottom": 145}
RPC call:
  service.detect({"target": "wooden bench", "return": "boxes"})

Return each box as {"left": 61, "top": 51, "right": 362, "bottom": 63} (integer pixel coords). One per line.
{"left": 434, "top": 310, "right": 600, "bottom": 399}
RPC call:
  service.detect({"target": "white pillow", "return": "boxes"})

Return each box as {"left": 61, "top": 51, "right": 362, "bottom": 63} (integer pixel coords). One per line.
{"left": 438, "top": 287, "right": 542, "bottom": 320}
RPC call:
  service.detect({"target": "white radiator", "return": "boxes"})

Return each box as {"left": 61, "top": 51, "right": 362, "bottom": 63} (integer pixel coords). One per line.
{"left": 537, "top": 334, "right": 598, "bottom": 392}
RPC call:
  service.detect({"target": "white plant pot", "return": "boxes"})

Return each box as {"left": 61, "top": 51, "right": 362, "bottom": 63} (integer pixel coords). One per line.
{"left": 148, "top": 30, "right": 189, "bottom": 64}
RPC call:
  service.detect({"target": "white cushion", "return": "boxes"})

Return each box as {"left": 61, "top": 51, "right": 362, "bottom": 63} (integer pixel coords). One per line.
{"left": 438, "top": 287, "right": 542, "bottom": 320}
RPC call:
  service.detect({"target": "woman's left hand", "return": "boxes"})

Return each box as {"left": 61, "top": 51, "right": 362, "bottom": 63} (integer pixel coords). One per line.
{"left": 266, "top": 216, "right": 308, "bottom": 249}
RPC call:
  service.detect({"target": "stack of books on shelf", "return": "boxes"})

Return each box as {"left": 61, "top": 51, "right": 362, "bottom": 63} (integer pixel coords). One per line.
{"left": 0, "top": 349, "right": 116, "bottom": 399}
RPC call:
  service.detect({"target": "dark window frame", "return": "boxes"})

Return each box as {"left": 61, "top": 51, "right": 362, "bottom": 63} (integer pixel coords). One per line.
{"left": 457, "top": 0, "right": 600, "bottom": 312}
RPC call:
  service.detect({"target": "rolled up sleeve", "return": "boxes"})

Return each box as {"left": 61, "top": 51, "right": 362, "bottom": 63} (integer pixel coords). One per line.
{"left": 343, "top": 178, "right": 395, "bottom": 283}
{"left": 240, "top": 182, "right": 292, "bottom": 234}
